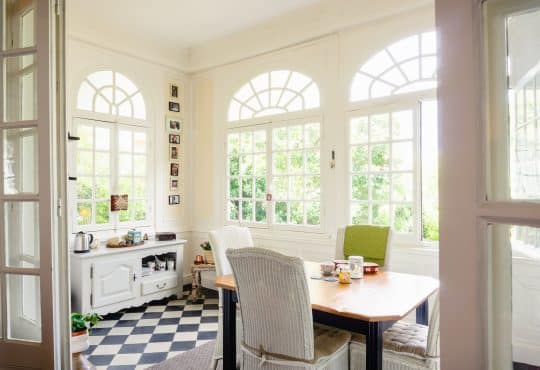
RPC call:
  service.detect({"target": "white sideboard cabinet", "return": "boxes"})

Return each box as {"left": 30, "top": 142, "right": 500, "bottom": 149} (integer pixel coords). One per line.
{"left": 71, "top": 240, "right": 186, "bottom": 315}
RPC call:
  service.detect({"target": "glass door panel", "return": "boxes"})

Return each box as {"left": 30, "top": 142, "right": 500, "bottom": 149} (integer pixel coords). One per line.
{"left": 0, "top": 0, "right": 55, "bottom": 368}
{"left": 489, "top": 224, "right": 540, "bottom": 369}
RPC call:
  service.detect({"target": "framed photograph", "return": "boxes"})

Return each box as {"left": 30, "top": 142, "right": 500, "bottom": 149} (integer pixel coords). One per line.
{"left": 170, "top": 145, "right": 179, "bottom": 160}
{"left": 168, "top": 101, "right": 180, "bottom": 113}
{"left": 170, "top": 163, "right": 179, "bottom": 177}
{"left": 170, "top": 179, "right": 179, "bottom": 191}
{"left": 166, "top": 117, "right": 182, "bottom": 132}
{"left": 169, "top": 134, "right": 180, "bottom": 144}
{"left": 168, "top": 195, "right": 180, "bottom": 205}
{"left": 169, "top": 83, "right": 179, "bottom": 98}
{"left": 110, "top": 194, "right": 128, "bottom": 211}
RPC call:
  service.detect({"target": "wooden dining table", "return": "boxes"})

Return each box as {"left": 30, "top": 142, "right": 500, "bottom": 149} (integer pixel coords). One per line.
{"left": 214, "top": 261, "right": 439, "bottom": 370}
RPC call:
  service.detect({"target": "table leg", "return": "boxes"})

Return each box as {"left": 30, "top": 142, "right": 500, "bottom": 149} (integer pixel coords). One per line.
{"left": 416, "top": 299, "right": 429, "bottom": 325}
{"left": 366, "top": 322, "right": 383, "bottom": 370}
{"left": 222, "top": 289, "right": 236, "bottom": 370}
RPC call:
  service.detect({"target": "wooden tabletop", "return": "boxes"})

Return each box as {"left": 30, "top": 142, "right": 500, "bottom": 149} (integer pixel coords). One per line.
{"left": 214, "top": 261, "right": 439, "bottom": 322}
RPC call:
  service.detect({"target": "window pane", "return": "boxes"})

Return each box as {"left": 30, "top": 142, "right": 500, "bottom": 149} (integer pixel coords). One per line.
{"left": 118, "top": 130, "right": 132, "bottom": 152}
{"left": 4, "top": 54, "right": 37, "bottom": 121}
{"left": 95, "top": 127, "right": 110, "bottom": 151}
{"left": 392, "top": 110, "right": 414, "bottom": 140}
{"left": 240, "top": 132, "right": 252, "bottom": 153}
{"left": 76, "top": 151, "right": 93, "bottom": 176}
{"left": 240, "top": 155, "right": 253, "bottom": 176}
{"left": 229, "top": 200, "right": 239, "bottom": 220}
{"left": 289, "top": 151, "right": 303, "bottom": 174}
{"left": 118, "top": 154, "right": 132, "bottom": 176}
{"left": 273, "top": 176, "right": 288, "bottom": 200}
{"left": 229, "top": 178, "right": 239, "bottom": 198}
{"left": 133, "top": 177, "right": 146, "bottom": 198}
{"left": 304, "top": 123, "right": 320, "bottom": 148}
{"left": 7, "top": 274, "right": 41, "bottom": 342}
{"left": 273, "top": 127, "right": 287, "bottom": 150}
{"left": 253, "top": 154, "right": 266, "bottom": 176}
{"left": 95, "top": 152, "right": 110, "bottom": 176}
{"left": 3, "top": 1, "right": 37, "bottom": 50}
{"left": 95, "top": 201, "right": 109, "bottom": 224}
{"left": 350, "top": 116, "right": 369, "bottom": 144}
{"left": 352, "top": 175, "right": 368, "bottom": 200}
{"left": 372, "top": 204, "right": 390, "bottom": 225}
{"left": 392, "top": 173, "right": 413, "bottom": 202}
{"left": 489, "top": 7, "right": 540, "bottom": 201}
{"left": 242, "top": 178, "right": 253, "bottom": 198}
{"left": 393, "top": 205, "right": 413, "bottom": 233}
{"left": 351, "top": 145, "right": 368, "bottom": 172}
{"left": 305, "top": 176, "right": 320, "bottom": 200}
{"left": 228, "top": 133, "right": 240, "bottom": 154}
{"left": 275, "top": 201, "right": 287, "bottom": 223}
{"left": 288, "top": 125, "right": 303, "bottom": 149}
{"left": 421, "top": 100, "right": 439, "bottom": 241}
{"left": 77, "top": 202, "right": 92, "bottom": 225}
{"left": 370, "top": 114, "right": 390, "bottom": 142}
{"left": 273, "top": 152, "right": 287, "bottom": 174}
{"left": 133, "top": 155, "right": 146, "bottom": 176}
{"left": 229, "top": 155, "right": 240, "bottom": 176}
{"left": 255, "top": 177, "right": 266, "bottom": 199}
{"left": 77, "top": 125, "right": 93, "bottom": 149}
{"left": 133, "top": 132, "right": 146, "bottom": 153}
{"left": 253, "top": 130, "right": 266, "bottom": 152}
{"left": 306, "top": 201, "right": 320, "bottom": 225}
{"left": 488, "top": 224, "right": 540, "bottom": 369}
{"left": 4, "top": 128, "right": 38, "bottom": 194}
{"left": 371, "top": 144, "right": 390, "bottom": 171}
{"left": 4, "top": 201, "right": 39, "bottom": 268}
{"left": 306, "top": 150, "right": 320, "bottom": 174}
{"left": 134, "top": 200, "right": 146, "bottom": 221}
{"left": 371, "top": 174, "right": 390, "bottom": 201}
{"left": 392, "top": 142, "right": 413, "bottom": 170}
{"left": 242, "top": 200, "right": 253, "bottom": 221}
{"left": 351, "top": 203, "right": 369, "bottom": 225}
{"left": 118, "top": 177, "right": 131, "bottom": 195}
{"left": 289, "top": 176, "right": 303, "bottom": 200}
{"left": 290, "top": 201, "right": 303, "bottom": 224}
{"left": 255, "top": 201, "right": 266, "bottom": 222}
{"left": 77, "top": 176, "right": 93, "bottom": 199}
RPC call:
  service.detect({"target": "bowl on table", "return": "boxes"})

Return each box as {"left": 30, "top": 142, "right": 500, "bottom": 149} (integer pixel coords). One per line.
{"left": 320, "top": 262, "right": 334, "bottom": 275}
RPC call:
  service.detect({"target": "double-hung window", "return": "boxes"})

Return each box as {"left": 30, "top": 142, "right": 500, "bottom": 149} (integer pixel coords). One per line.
{"left": 72, "top": 71, "right": 151, "bottom": 231}
{"left": 226, "top": 70, "right": 322, "bottom": 229}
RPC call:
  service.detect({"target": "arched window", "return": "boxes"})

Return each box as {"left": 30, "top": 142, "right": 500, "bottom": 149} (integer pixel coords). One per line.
{"left": 76, "top": 71, "right": 146, "bottom": 120}
{"left": 226, "top": 70, "right": 322, "bottom": 229}
{"left": 73, "top": 71, "right": 151, "bottom": 231}
{"left": 350, "top": 31, "right": 437, "bottom": 101}
{"left": 228, "top": 70, "right": 320, "bottom": 121}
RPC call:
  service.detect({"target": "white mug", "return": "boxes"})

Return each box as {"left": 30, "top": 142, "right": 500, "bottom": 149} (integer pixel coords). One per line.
{"left": 167, "top": 260, "right": 175, "bottom": 271}
{"left": 147, "top": 261, "right": 156, "bottom": 270}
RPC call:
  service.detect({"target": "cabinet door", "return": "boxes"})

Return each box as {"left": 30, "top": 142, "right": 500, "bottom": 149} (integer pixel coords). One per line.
{"left": 92, "top": 257, "right": 138, "bottom": 308}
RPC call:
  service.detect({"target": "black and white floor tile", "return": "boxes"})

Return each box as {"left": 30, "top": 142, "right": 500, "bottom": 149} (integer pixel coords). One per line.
{"left": 85, "top": 288, "right": 219, "bottom": 370}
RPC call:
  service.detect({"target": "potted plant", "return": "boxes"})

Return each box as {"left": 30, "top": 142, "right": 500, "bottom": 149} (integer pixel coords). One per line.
{"left": 71, "top": 312, "right": 102, "bottom": 354}
{"left": 200, "top": 241, "right": 214, "bottom": 264}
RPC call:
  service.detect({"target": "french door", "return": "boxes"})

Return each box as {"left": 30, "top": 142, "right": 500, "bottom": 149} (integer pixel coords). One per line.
{"left": 0, "top": 0, "right": 59, "bottom": 368}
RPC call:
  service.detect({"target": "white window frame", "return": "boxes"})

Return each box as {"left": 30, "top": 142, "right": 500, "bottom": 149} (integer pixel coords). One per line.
{"left": 225, "top": 111, "right": 325, "bottom": 233}
{"left": 71, "top": 117, "right": 153, "bottom": 233}
{"left": 346, "top": 90, "right": 437, "bottom": 246}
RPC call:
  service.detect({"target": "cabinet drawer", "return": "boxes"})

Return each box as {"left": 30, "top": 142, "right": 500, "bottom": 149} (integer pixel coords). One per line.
{"left": 141, "top": 274, "right": 177, "bottom": 296}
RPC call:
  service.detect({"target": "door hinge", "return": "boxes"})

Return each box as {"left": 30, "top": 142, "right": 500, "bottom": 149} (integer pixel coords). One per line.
{"left": 57, "top": 199, "right": 62, "bottom": 217}
{"left": 90, "top": 266, "right": 93, "bottom": 279}
{"left": 90, "top": 293, "right": 93, "bottom": 306}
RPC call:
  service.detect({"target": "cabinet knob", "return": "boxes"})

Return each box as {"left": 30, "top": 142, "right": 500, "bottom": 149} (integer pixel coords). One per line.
{"left": 156, "top": 282, "right": 167, "bottom": 289}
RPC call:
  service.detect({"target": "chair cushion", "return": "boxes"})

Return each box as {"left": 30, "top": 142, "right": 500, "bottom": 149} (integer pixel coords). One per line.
{"left": 351, "top": 321, "right": 428, "bottom": 359}
{"left": 314, "top": 324, "right": 351, "bottom": 361}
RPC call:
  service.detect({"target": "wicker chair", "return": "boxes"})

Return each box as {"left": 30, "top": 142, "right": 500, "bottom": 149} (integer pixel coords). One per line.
{"left": 349, "top": 295, "right": 440, "bottom": 370}
{"left": 335, "top": 226, "right": 393, "bottom": 270}
{"left": 226, "top": 247, "right": 351, "bottom": 370}
{"left": 209, "top": 225, "right": 254, "bottom": 369}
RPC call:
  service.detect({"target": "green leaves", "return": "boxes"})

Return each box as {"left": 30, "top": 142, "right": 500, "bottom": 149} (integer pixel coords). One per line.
{"left": 71, "top": 312, "right": 102, "bottom": 333}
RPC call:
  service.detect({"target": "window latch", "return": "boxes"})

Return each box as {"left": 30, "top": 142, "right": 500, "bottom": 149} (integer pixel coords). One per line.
{"left": 67, "top": 132, "right": 80, "bottom": 141}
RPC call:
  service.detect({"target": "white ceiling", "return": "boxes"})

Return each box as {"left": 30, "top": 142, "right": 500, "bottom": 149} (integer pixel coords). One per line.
{"left": 67, "top": 0, "right": 323, "bottom": 69}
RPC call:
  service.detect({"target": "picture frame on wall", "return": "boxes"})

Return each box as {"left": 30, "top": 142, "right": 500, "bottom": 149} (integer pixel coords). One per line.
{"left": 170, "top": 145, "right": 179, "bottom": 160}
{"left": 170, "top": 163, "right": 179, "bottom": 177}
{"left": 168, "top": 195, "right": 180, "bottom": 205}
{"left": 168, "top": 101, "right": 180, "bottom": 113}
{"left": 166, "top": 117, "right": 182, "bottom": 132}
{"left": 170, "top": 179, "right": 179, "bottom": 191}
{"left": 169, "top": 83, "right": 179, "bottom": 99}
{"left": 169, "top": 134, "right": 180, "bottom": 144}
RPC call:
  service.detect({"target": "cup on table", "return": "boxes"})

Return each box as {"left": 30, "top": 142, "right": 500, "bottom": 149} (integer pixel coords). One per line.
{"left": 320, "top": 262, "right": 334, "bottom": 275}
{"left": 337, "top": 264, "right": 351, "bottom": 284}
{"left": 349, "top": 256, "right": 364, "bottom": 279}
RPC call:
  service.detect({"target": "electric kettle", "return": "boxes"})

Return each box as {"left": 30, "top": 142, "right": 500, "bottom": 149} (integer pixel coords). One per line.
{"left": 74, "top": 231, "right": 93, "bottom": 253}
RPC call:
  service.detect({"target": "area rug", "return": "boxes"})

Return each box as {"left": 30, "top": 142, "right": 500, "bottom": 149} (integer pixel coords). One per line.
{"left": 146, "top": 340, "right": 221, "bottom": 370}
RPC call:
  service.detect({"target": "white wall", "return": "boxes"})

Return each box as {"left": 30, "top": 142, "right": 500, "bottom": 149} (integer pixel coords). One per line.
{"left": 66, "top": 38, "right": 195, "bottom": 275}
{"left": 190, "top": 5, "right": 439, "bottom": 278}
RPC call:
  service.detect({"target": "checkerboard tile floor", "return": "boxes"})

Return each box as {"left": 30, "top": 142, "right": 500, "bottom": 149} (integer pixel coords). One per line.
{"left": 85, "top": 288, "right": 219, "bottom": 370}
